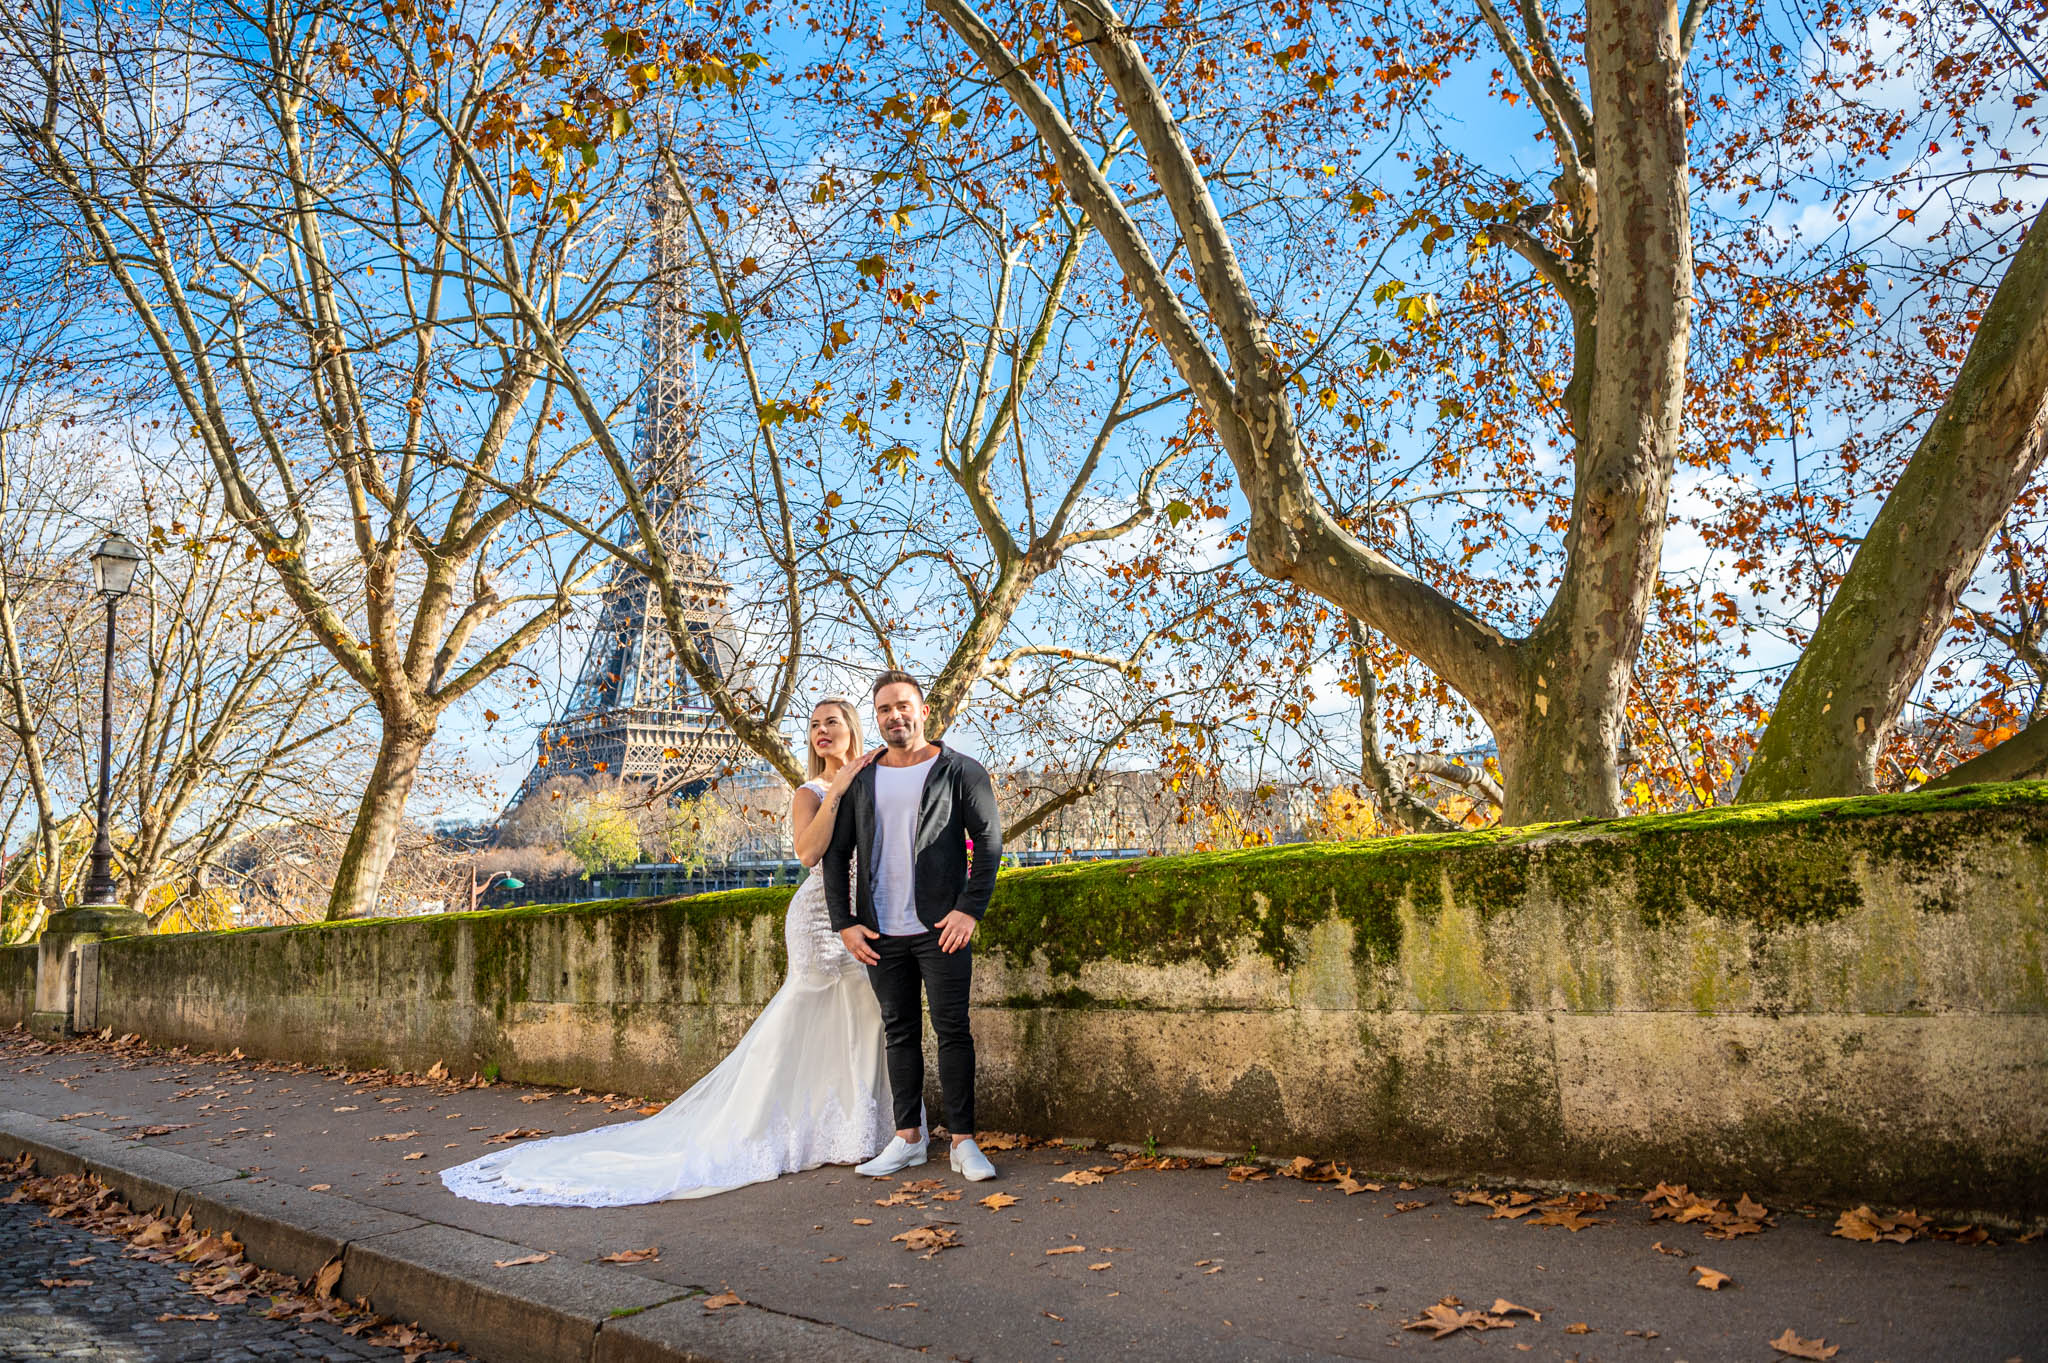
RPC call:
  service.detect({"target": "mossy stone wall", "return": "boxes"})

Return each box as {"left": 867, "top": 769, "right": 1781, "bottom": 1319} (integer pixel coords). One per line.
{"left": 13, "top": 783, "right": 2047, "bottom": 1215}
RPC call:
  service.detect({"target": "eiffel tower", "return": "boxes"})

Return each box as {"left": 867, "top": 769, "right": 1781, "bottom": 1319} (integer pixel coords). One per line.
{"left": 511, "top": 176, "right": 756, "bottom": 808}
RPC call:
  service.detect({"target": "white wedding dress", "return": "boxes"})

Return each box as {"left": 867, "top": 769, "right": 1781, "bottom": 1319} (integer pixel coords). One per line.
{"left": 441, "top": 782, "right": 892, "bottom": 1206}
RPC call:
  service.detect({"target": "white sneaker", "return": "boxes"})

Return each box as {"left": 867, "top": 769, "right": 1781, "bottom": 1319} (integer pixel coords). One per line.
{"left": 855, "top": 1133, "right": 928, "bottom": 1178}
{"left": 950, "top": 1137, "right": 996, "bottom": 1182}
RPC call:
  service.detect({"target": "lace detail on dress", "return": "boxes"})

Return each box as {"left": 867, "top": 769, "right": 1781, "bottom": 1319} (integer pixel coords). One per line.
{"left": 440, "top": 785, "right": 888, "bottom": 1206}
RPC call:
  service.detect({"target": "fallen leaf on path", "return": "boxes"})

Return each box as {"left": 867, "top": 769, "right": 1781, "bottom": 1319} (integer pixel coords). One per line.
{"left": 979, "top": 1192, "right": 1019, "bottom": 1211}
{"left": 1563, "top": 1321, "right": 1593, "bottom": 1334}
{"left": 1692, "top": 1265, "right": 1732, "bottom": 1290}
{"left": 701, "top": 1291, "right": 743, "bottom": 1311}
{"left": 371, "top": 1131, "right": 421, "bottom": 1142}
{"left": 891, "top": 1225, "right": 959, "bottom": 1258}
{"left": 483, "top": 1128, "right": 552, "bottom": 1144}
{"left": 1489, "top": 1299, "right": 1540, "bottom": 1320}
{"left": 851, "top": 1218, "right": 873, "bottom": 1226}
{"left": 598, "top": 1247, "right": 661, "bottom": 1263}
{"left": 1626, "top": 1328, "right": 1661, "bottom": 1338}
{"left": 1768, "top": 1328, "right": 1839, "bottom": 1359}
{"left": 1529, "top": 1206, "right": 1607, "bottom": 1231}
{"left": 1056, "top": 1169, "right": 1105, "bottom": 1186}
{"left": 1400, "top": 1296, "right": 1520, "bottom": 1339}
{"left": 1088, "top": 1262, "right": 1112, "bottom": 1271}
{"left": 1392, "top": 1200, "right": 1431, "bottom": 1214}
{"left": 157, "top": 1311, "right": 219, "bottom": 1322}
{"left": 821, "top": 1255, "right": 843, "bottom": 1263}
{"left": 307, "top": 1184, "right": 331, "bottom": 1192}
{"left": 402, "top": 1152, "right": 424, "bottom": 1161}
{"left": 314, "top": 1257, "right": 342, "bottom": 1299}
{"left": 38, "top": 1278, "right": 90, "bottom": 1288}
{"left": 975, "top": 1132, "right": 1028, "bottom": 1151}
{"left": 1225, "top": 1164, "right": 1270, "bottom": 1182}
{"left": 1335, "top": 1173, "right": 1381, "bottom": 1195}
{"left": 1046, "top": 1244, "right": 1086, "bottom": 1255}
{"left": 1651, "top": 1241, "right": 1687, "bottom": 1256}
{"left": 492, "top": 1253, "right": 551, "bottom": 1268}
{"left": 1281, "top": 1156, "right": 1342, "bottom": 1182}
{"left": 1042, "top": 1310, "right": 1064, "bottom": 1321}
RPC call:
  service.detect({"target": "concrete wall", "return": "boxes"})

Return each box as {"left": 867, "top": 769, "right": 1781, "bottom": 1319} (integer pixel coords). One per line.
{"left": 0, "top": 945, "right": 34, "bottom": 1029}
{"left": 12, "top": 783, "right": 2047, "bottom": 1216}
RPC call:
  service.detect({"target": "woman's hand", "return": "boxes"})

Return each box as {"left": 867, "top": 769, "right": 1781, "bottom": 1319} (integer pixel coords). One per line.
{"left": 830, "top": 745, "right": 885, "bottom": 792}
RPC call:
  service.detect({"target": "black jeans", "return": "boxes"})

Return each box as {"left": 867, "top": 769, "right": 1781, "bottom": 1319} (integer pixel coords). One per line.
{"left": 866, "top": 930, "right": 974, "bottom": 1136}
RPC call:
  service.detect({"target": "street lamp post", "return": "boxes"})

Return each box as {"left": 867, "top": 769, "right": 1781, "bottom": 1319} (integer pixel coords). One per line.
{"left": 468, "top": 867, "right": 524, "bottom": 913}
{"left": 82, "top": 533, "right": 144, "bottom": 906}
{"left": 32, "top": 533, "right": 149, "bottom": 1038}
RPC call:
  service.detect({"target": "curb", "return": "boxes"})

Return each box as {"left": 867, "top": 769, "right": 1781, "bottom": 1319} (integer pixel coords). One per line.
{"left": 0, "top": 1109, "right": 925, "bottom": 1363}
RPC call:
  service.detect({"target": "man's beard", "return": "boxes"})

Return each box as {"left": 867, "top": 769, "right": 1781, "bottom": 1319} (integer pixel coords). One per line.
{"left": 881, "top": 719, "right": 919, "bottom": 748}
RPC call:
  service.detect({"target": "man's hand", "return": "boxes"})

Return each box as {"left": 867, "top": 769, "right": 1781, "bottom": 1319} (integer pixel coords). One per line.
{"left": 936, "top": 910, "right": 977, "bottom": 953}
{"left": 839, "top": 924, "right": 881, "bottom": 966}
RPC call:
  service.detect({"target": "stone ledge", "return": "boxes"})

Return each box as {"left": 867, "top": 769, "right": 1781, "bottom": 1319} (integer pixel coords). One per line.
{"left": 0, "top": 1109, "right": 922, "bottom": 1363}
{"left": 177, "top": 1178, "right": 424, "bottom": 1282}
{"left": 0, "top": 1108, "right": 136, "bottom": 1178}
{"left": 81, "top": 1139, "right": 239, "bottom": 1218}
{"left": 339, "top": 1222, "right": 684, "bottom": 1363}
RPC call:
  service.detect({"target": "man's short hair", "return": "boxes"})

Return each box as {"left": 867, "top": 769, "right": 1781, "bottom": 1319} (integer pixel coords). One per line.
{"left": 871, "top": 669, "right": 925, "bottom": 700}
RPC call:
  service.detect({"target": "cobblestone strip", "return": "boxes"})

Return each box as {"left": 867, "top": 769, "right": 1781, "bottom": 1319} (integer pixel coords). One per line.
{"left": 0, "top": 1173, "right": 469, "bottom": 1363}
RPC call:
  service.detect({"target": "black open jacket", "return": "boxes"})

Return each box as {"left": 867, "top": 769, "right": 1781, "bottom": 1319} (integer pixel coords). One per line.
{"left": 822, "top": 744, "right": 1002, "bottom": 934}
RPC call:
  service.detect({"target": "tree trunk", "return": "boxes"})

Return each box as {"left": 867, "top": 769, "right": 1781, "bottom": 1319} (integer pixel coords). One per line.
{"left": 1926, "top": 718, "right": 2047, "bottom": 789}
{"left": 1502, "top": 0, "right": 1693, "bottom": 824}
{"left": 1740, "top": 202, "right": 2048, "bottom": 802}
{"left": 326, "top": 717, "right": 433, "bottom": 920}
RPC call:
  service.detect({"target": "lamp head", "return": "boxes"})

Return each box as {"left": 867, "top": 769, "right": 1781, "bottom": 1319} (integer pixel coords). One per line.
{"left": 502, "top": 876, "right": 524, "bottom": 890}
{"left": 90, "top": 533, "right": 145, "bottom": 598}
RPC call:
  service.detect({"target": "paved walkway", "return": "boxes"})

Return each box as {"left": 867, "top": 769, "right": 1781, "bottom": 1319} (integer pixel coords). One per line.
{"left": 0, "top": 1177, "right": 464, "bottom": 1362}
{"left": 2, "top": 1030, "right": 2042, "bottom": 1363}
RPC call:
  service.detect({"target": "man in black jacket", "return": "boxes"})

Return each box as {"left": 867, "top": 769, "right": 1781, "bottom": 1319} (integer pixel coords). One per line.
{"left": 824, "top": 670, "right": 1002, "bottom": 1182}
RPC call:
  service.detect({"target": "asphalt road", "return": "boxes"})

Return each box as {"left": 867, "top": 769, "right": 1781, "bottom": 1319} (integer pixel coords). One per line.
{"left": 2, "top": 1031, "right": 2042, "bottom": 1363}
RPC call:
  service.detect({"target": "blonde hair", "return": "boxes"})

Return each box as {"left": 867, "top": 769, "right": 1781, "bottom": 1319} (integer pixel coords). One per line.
{"left": 806, "top": 695, "right": 866, "bottom": 780}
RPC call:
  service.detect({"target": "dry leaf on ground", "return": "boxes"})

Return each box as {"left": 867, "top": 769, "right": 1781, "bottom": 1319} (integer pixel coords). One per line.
{"left": 1088, "top": 1262, "right": 1112, "bottom": 1271}
{"left": 1055, "top": 1169, "right": 1105, "bottom": 1187}
{"left": 1693, "top": 1265, "right": 1732, "bottom": 1291}
{"left": 1046, "top": 1244, "right": 1086, "bottom": 1255}
{"left": 979, "top": 1192, "right": 1019, "bottom": 1211}
{"left": 157, "top": 1311, "right": 219, "bottom": 1322}
{"left": 492, "top": 1252, "right": 551, "bottom": 1268}
{"left": 38, "top": 1277, "right": 90, "bottom": 1288}
{"left": 483, "top": 1128, "right": 552, "bottom": 1144}
{"left": 701, "top": 1291, "right": 743, "bottom": 1311}
{"left": 1335, "top": 1173, "right": 1381, "bottom": 1195}
{"left": 1400, "top": 1296, "right": 1521, "bottom": 1339}
{"left": 891, "top": 1225, "right": 960, "bottom": 1258}
{"left": 313, "top": 1258, "right": 343, "bottom": 1299}
{"left": 1392, "top": 1200, "right": 1431, "bottom": 1214}
{"left": 1563, "top": 1322, "right": 1593, "bottom": 1334}
{"left": 598, "top": 1247, "right": 661, "bottom": 1263}
{"left": 1768, "top": 1328, "right": 1839, "bottom": 1359}
{"left": 1529, "top": 1206, "right": 1607, "bottom": 1231}
{"left": 1651, "top": 1241, "right": 1687, "bottom": 1256}
{"left": 1489, "top": 1299, "right": 1540, "bottom": 1320}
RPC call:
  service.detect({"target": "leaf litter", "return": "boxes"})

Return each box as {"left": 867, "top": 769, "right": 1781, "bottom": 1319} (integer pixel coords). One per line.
{"left": 0, "top": 1153, "right": 465, "bottom": 1362}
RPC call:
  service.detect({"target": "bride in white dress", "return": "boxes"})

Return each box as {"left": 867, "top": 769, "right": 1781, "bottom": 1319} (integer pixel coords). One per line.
{"left": 441, "top": 698, "right": 892, "bottom": 1206}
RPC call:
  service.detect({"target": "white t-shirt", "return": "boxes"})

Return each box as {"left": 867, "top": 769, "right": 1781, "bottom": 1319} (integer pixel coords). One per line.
{"left": 871, "top": 755, "right": 936, "bottom": 936}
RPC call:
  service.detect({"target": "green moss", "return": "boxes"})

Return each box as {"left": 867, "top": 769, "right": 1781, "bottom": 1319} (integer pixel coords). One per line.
{"left": 91, "top": 781, "right": 2048, "bottom": 1001}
